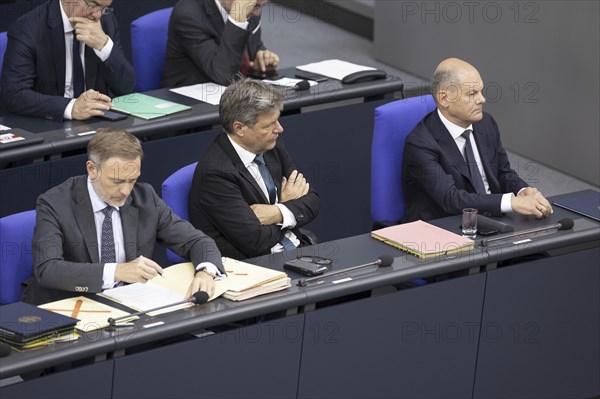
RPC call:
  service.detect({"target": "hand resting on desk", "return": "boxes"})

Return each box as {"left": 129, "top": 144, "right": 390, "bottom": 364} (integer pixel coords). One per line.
{"left": 72, "top": 90, "right": 112, "bottom": 120}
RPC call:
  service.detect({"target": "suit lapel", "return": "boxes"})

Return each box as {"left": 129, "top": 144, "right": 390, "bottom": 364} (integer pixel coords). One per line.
{"left": 205, "top": 0, "right": 225, "bottom": 34}
{"left": 72, "top": 177, "right": 100, "bottom": 263}
{"left": 471, "top": 126, "right": 500, "bottom": 192}
{"left": 48, "top": 1, "right": 66, "bottom": 94}
{"left": 430, "top": 112, "right": 472, "bottom": 182}
{"left": 217, "top": 133, "right": 270, "bottom": 204}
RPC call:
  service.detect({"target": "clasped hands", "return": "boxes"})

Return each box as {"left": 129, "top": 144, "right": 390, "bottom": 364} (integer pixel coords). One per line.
{"left": 114, "top": 256, "right": 215, "bottom": 298}
{"left": 511, "top": 187, "right": 553, "bottom": 219}
{"left": 250, "top": 170, "right": 309, "bottom": 225}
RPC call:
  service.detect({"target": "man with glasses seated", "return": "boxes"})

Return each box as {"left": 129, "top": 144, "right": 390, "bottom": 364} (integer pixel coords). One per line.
{"left": 0, "top": 0, "right": 135, "bottom": 121}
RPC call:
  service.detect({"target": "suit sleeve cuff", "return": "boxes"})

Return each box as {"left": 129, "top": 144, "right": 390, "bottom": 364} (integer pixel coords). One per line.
{"left": 94, "top": 37, "right": 114, "bottom": 62}
{"left": 102, "top": 263, "right": 117, "bottom": 289}
{"left": 501, "top": 193, "right": 514, "bottom": 213}
{"left": 195, "top": 262, "right": 225, "bottom": 279}
{"left": 275, "top": 203, "right": 297, "bottom": 228}
{"left": 227, "top": 15, "right": 249, "bottom": 30}
{"left": 64, "top": 99, "right": 76, "bottom": 120}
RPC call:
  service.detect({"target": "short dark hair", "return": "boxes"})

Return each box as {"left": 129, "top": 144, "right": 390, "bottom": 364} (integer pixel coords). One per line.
{"left": 219, "top": 78, "right": 283, "bottom": 133}
{"left": 87, "top": 128, "right": 143, "bottom": 166}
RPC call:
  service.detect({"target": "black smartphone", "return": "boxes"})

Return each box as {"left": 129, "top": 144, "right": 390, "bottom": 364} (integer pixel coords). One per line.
{"left": 294, "top": 70, "right": 328, "bottom": 83}
{"left": 477, "top": 228, "right": 498, "bottom": 236}
{"left": 283, "top": 258, "right": 328, "bottom": 277}
{"left": 247, "top": 70, "right": 282, "bottom": 80}
{"left": 100, "top": 110, "right": 127, "bottom": 121}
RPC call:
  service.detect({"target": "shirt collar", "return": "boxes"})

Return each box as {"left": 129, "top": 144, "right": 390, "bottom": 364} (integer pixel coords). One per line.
{"left": 437, "top": 108, "right": 474, "bottom": 141}
{"left": 214, "top": 0, "right": 230, "bottom": 24}
{"left": 227, "top": 134, "right": 259, "bottom": 167}
{"left": 87, "top": 177, "right": 120, "bottom": 212}
{"left": 59, "top": 0, "right": 75, "bottom": 34}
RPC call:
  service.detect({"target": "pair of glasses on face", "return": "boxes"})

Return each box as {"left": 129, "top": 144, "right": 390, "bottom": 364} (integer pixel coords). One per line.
{"left": 296, "top": 256, "right": 333, "bottom": 265}
{"left": 83, "top": 0, "right": 113, "bottom": 15}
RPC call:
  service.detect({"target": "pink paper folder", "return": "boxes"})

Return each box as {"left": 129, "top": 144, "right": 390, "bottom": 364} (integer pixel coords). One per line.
{"left": 371, "top": 220, "right": 474, "bottom": 259}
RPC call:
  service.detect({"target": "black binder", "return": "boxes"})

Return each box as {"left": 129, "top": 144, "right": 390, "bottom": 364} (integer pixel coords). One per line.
{"left": 0, "top": 302, "right": 78, "bottom": 347}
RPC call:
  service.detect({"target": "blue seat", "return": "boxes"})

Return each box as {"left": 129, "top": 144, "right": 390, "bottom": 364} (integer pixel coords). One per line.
{"left": 162, "top": 162, "right": 198, "bottom": 264}
{"left": 0, "top": 31, "right": 7, "bottom": 74}
{"left": 0, "top": 210, "right": 36, "bottom": 305}
{"left": 371, "top": 94, "right": 436, "bottom": 225}
{"left": 130, "top": 8, "right": 173, "bottom": 92}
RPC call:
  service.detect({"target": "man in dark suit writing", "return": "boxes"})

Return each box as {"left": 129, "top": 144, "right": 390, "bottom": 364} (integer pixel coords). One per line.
{"left": 0, "top": 0, "right": 135, "bottom": 121}
{"left": 23, "top": 129, "right": 222, "bottom": 305}
{"left": 189, "top": 79, "right": 319, "bottom": 259}
{"left": 162, "top": 0, "right": 279, "bottom": 87}
{"left": 402, "top": 58, "right": 553, "bottom": 222}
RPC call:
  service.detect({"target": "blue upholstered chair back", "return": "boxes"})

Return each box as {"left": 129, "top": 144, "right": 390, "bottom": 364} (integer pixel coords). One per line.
{"left": 130, "top": 8, "right": 173, "bottom": 92}
{"left": 0, "top": 210, "right": 36, "bottom": 304}
{"left": 0, "top": 31, "right": 8, "bottom": 74}
{"left": 371, "top": 94, "right": 436, "bottom": 225}
{"left": 162, "top": 162, "right": 198, "bottom": 264}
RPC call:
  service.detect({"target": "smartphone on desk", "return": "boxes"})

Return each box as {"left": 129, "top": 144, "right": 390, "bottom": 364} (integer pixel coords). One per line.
{"left": 284, "top": 258, "right": 328, "bottom": 277}
{"left": 100, "top": 110, "right": 127, "bottom": 121}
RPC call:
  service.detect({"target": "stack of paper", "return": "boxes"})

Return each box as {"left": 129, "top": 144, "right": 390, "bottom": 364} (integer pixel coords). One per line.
{"left": 169, "top": 83, "right": 227, "bottom": 105}
{"left": 98, "top": 258, "right": 291, "bottom": 316}
{"left": 296, "top": 59, "right": 377, "bottom": 81}
{"left": 372, "top": 220, "right": 474, "bottom": 259}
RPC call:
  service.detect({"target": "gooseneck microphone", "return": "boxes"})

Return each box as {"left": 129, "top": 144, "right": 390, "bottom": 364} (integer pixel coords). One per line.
{"left": 297, "top": 254, "right": 394, "bottom": 287}
{"left": 0, "top": 342, "right": 12, "bottom": 358}
{"left": 108, "top": 291, "right": 209, "bottom": 327}
{"left": 480, "top": 218, "right": 574, "bottom": 246}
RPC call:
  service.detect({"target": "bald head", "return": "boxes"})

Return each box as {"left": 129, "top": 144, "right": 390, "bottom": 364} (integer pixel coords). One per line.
{"left": 430, "top": 58, "right": 486, "bottom": 128}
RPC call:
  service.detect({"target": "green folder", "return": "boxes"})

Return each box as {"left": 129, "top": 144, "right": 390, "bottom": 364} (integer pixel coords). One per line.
{"left": 111, "top": 93, "right": 191, "bottom": 120}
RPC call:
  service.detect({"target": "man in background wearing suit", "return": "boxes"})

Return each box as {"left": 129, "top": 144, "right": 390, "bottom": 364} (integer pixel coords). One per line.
{"left": 23, "top": 129, "right": 222, "bottom": 305}
{"left": 162, "top": 0, "right": 279, "bottom": 87}
{"left": 0, "top": 0, "right": 135, "bottom": 121}
{"left": 189, "top": 79, "right": 319, "bottom": 259}
{"left": 402, "top": 58, "right": 553, "bottom": 222}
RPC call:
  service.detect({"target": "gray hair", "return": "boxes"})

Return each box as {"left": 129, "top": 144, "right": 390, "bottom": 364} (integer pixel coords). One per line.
{"left": 87, "top": 128, "right": 143, "bottom": 166}
{"left": 219, "top": 78, "right": 284, "bottom": 133}
{"left": 431, "top": 68, "right": 459, "bottom": 105}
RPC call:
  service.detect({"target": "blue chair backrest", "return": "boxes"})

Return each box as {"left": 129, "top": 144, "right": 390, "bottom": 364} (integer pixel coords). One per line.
{"left": 162, "top": 162, "right": 198, "bottom": 264}
{"left": 130, "top": 8, "right": 173, "bottom": 92}
{"left": 0, "top": 31, "right": 8, "bottom": 74}
{"left": 371, "top": 94, "right": 436, "bottom": 224}
{"left": 0, "top": 210, "right": 36, "bottom": 305}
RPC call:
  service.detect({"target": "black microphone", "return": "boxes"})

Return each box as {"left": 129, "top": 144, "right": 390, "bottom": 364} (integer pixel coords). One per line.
{"left": 480, "top": 218, "right": 574, "bottom": 246}
{"left": 297, "top": 254, "right": 394, "bottom": 287}
{"left": 108, "top": 291, "right": 209, "bottom": 327}
{"left": 0, "top": 342, "right": 11, "bottom": 358}
{"left": 294, "top": 80, "right": 310, "bottom": 91}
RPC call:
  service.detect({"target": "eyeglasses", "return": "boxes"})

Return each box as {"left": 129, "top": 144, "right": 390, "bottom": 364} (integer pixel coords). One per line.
{"left": 296, "top": 256, "right": 333, "bottom": 265}
{"left": 83, "top": 0, "right": 113, "bottom": 15}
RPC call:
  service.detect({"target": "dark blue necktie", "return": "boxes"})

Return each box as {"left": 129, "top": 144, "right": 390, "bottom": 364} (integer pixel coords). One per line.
{"left": 101, "top": 206, "right": 116, "bottom": 263}
{"left": 254, "top": 154, "right": 277, "bottom": 204}
{"left": 72, "top": 33, "right": 84, "bottom": 98}
{"left": 253, "top": 155, "right": 296, "bottom": 250}
{"left": 462, "top": 130, "right": 486, "bottom": 194}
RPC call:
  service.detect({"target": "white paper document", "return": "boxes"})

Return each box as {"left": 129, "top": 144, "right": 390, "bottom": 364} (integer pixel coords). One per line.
{"left": 263, "top": 77, "right": 317, "bottom": 88}
{"left": 170, "top": 83, "right": 227, "bottom": 105}
{"left": 296, "top": 59, "right": 376, "bottom": 81}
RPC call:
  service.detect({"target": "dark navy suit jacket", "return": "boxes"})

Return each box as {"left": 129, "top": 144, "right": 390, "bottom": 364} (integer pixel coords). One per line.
{"left": 0, "top": 0, "right": 135, "bottom": 120}
{"left": 402, "top": 110, "right": 528, "bottom": 222}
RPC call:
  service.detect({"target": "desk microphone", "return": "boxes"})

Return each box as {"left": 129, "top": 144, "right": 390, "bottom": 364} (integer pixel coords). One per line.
{"left": 297, "top": 254, "right": 394, "bottom": 287}
{"left": 108, "top": 291, "right": 209, "bottom": 327}
{"left": 480, "top": 218, "right": 574, "bottom": 246}
{"left": 0, "top": 342, "right": 11, "bottom": 358}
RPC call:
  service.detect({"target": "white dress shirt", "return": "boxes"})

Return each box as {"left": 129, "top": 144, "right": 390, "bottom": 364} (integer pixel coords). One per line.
{"left": 227, "top": 135, "right": 300, "bottom": 252}
{"left": 214, "top": 0, "right": 261, "bottom": 33}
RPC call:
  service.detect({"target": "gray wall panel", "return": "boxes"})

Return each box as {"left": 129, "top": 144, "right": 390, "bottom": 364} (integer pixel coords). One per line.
{"left": 374, "top": 0, "right": 600, "bottom": 186}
